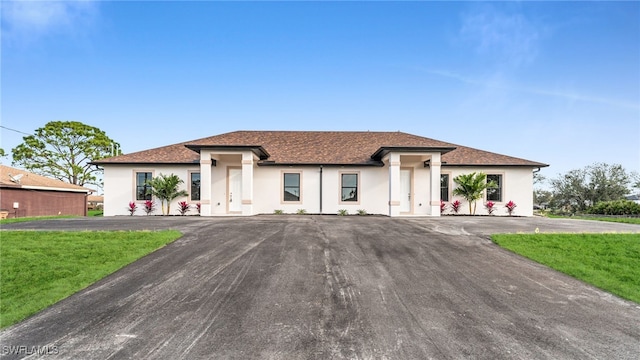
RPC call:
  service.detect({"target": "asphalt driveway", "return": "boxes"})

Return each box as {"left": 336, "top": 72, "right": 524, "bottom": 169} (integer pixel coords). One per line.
{"left": 1, "top": 216, "right": 639, "bottom": 359}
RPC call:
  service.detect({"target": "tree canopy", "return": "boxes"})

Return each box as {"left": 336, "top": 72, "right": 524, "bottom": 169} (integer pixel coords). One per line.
{"left": 453, "top": 172, "right": 497, "bottom": 214}
{"left": 550, "top": 163, "right": 631, "bottom": 213}
{"left": 11, "top": 121, "right": 120, "bottom": 187}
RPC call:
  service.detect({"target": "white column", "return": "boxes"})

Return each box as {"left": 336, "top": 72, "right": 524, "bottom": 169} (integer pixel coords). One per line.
{"left": 241, "top": 151, "right": 254, "bottom": 215}
{"left": 429, "top": 153, "right": 442, "bottom": 216}
{"left": 388, "top": 153, "right": 401, "bottom": 217}
{"left": 200, "top": 153, "right": 212, "bottom": 216}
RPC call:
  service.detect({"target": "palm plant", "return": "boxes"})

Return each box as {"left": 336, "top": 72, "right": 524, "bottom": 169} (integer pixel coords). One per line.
{"left": 145, "top": 173, "right": 189, "bottom": 215}
{"left": 453, "top": 172, "right": 497, "bottom": 215}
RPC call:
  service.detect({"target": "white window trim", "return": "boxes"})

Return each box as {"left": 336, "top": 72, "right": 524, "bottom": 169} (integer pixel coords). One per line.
{"left": 339, "top": 171, "right": 361, "bottom": 205}
{"left": 281, "top": 170, "right": 303, "bottom": 204}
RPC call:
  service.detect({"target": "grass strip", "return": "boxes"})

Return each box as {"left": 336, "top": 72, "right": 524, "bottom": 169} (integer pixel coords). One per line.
{"left": 0, "top": 215, "right": 77, "bottom": 225}
{"left": 492, "top": 233, "right": 640, "bottom": 303}
{"left": 0, "top": 230, "right": 181, "bottom": 328}
{"left": 545, "top": 214, "right": 640, "bottom": 225}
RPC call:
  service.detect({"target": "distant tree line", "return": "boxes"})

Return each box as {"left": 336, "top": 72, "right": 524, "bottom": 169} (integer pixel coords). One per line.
{"left": 536, "top": 163, "right": 639, "bottom": 215}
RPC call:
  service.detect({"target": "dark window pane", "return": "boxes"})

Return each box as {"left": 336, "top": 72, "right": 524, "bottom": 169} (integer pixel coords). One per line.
{"left": 191, "top": 173, "right": 201, "bottom": 201}
{"left": 342, "top": 174, "right": 357, "bottom": 187}
{"left": 342, "top": 188, "right": 357, "bottom": 201}
{"left": 487, "top": 174, "right": 502, "bottom": 202}
{"left": 440, "top": 174, "right": 449, "bottom": 202}
{"left": 341, "top": 174, "right": 358, "bottom": 201}
{"left": 136, "top": 172, "right": 152, "bottom": 201}
{"left": 283, "top": 173, "right": 300, "bottom": 201}
{"left": 284, "top": 173, "right": 300, "bottom": 187}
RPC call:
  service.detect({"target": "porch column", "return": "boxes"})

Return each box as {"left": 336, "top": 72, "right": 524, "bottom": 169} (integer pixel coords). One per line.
{"left": 200, "top": 154, "right": 213, "bottom": 216}
{"left": 388, "top": 153, "right": 401, "bottom": 217}
{"left": 241, "top": 151, "right": 254, "bottom": 215}
{"left": 429, "top": 153, "right": 442, "bottom": 216}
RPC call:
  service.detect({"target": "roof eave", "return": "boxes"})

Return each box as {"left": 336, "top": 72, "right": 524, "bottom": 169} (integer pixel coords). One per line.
{"left": 371, "top": 146, "right": 457, "bottom": 160}
{"left": 441, "top": 163, "right": 550, "bottom": 168}
{"left": 92, "top": 161, "right": 200, "bottom": 166}
{"left": 184, "top": 145, "right": 270, "bottom": 160}
{"left": 258, "top": 161, "right": 385, "bottom": 167}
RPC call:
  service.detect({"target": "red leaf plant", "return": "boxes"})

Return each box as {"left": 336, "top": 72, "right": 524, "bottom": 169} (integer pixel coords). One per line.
{"left": 485, "top": 201, "right": 496, "bottom": 215}
{"left": 177, "top": 201, "right": 190, "bottom": 216}
{"left": 451, "top": 200, "right": 462, "bottom": 214}
{"left": 127, "top": 201, "right": 137, "bottom": 216}
{"left": 505, "top": 200, "right": 517, "bottom": 216}
{"left": 143, "top": 200, "right": 155, "bottom": 216}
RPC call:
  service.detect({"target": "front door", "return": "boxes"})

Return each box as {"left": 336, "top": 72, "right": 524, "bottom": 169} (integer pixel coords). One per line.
{"left": 400, "top": 169, "right": 412, "bottom": 213}
{"left": 228, "top": 168, "right": 242, "bottom": 213}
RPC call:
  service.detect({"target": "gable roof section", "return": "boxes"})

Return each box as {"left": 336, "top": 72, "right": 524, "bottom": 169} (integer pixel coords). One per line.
{"left": 0, "top": 165, "right": 92, "bottom": 193}
{"left": 93, "top": 130, "right": 548, "bottom": 168}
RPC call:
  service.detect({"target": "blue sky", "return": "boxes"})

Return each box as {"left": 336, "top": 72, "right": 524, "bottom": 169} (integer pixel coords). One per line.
{"left": 2, "top": 1, "right": 639, "bottom": 185}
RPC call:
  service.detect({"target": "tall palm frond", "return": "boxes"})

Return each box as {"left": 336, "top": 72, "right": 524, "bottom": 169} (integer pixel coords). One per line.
{"left": 452, "top": 172, "right": 497, "bottom": 214}
{"left": 146, "top": 173, "right": 189, "bottom": 215}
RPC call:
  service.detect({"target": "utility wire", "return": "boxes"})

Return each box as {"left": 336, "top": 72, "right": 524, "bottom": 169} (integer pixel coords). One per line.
{"left": 0, "top": 125, "right": 32, "bottom": 136}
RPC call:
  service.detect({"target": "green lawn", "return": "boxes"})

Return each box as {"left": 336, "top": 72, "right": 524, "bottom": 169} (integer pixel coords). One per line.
{"left": 0, "top": 215, "right": 76, "bottom": 225}
{"left": 546, "top": 214, "right": 640, "bottom": 225}
{"left": 492, "top": 233, "right": 640, "bottom": 303}
{"left": 0, "top": 210, "right": 103, "bottom": 224}
{"left": 0, "top": 230, "right": 182, "bottom": 328}
{"left": 88, "top": 210, "right": 103, "bottom": 217}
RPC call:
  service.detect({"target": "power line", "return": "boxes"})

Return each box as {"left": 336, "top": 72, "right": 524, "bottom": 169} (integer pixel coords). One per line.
{"left": 0, "top": 125, "right": 31, "bottom": 136}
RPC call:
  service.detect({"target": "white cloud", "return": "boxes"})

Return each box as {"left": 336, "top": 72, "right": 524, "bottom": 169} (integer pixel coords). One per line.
{"left": 1, "top": 0, "right": 99, "bottom": 41}
{"left": 424, "top": 68, "right": 640, "bottom": 111}
{"left": 459, "top": 5, "right": 541, "bottom": 67}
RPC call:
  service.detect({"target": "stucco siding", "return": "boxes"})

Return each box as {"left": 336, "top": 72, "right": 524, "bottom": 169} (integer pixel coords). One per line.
{"left": 441, "top": 167, "right": 534, "bottom": 216}
{"left": 102, "top": 164, "right": 535, "bottom": 217}
{"left": 103, "top": 165, "right": 198, "bottom": 216}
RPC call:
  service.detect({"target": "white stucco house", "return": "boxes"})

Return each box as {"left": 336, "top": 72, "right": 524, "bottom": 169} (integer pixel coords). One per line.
{"left": 94, "top": 131, "right": 548, "bottom": 217}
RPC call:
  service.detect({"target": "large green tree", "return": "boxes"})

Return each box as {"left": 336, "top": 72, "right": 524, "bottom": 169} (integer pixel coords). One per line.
{"left": 550, "top": 163, "right": 631, "bottom": 213}
{"left": 11, "top": 121, "right": 121, "bottom": 187}
{"left": 146, "top": 173, "right": 189, "bottom": 215}
{"left": 453, "top": 172, "right": 497, "bottom": 215}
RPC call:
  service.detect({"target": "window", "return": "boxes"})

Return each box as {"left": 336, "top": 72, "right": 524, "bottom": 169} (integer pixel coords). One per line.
{"left": 341, "top": 173, "right": 358, "bottom": 202}
{"left": 136, "top": 172, "right": 152, "bottom": 201}
{"left": 486, "top": 174, "right": 503, "bottom": 202}
{"left": 283, "top": 173, "right": 300, "bottom": 202}
{"left": 190, "top": 172, "right": 201, "bottom": 201}
{"left": 440, "top": 174, "right": 449, "bottom": 202}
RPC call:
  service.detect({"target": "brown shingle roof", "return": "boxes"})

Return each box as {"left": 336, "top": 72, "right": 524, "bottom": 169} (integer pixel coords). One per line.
{"left": 93, "top": 131, "right": 547, "bottom": 167}
{"left": 0, "top": 165, "right": 93, "bottom": 192}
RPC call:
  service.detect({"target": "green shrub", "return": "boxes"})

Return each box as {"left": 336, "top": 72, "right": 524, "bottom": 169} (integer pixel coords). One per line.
{"left": 357, "top": 209, "right": 367, "bottom": 216}
{"left": 585, "top": 200, "right": 640, "bottom": 215}
{"left": 337, "top": 209, "right": 348, "bottom": 216}
{"left": 296, "top": 209, "right": 307, "bottom": 215}
{"left": 273, "top": 209, "right": 284, "bottom": 215}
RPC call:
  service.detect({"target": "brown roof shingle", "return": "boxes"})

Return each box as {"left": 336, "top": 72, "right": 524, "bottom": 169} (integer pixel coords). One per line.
{"left": 93, "top": 130, "right": 547, "bottom": 167}
{"left": 0, "top": 165, "right": 93, "bottom": 192}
